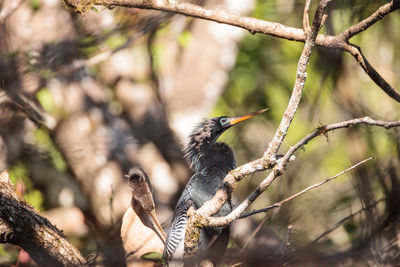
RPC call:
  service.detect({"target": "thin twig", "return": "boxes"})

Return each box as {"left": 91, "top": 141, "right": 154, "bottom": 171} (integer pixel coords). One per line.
{"left": 229, "top": 117, "right": 400, "bottom": 223}
{"left": 264, "top": 0, "right": 331, "bottom": 161}
{"left": 306, "top": 198, "right": 385, "bottom": 247}
{"left": 63, "top": 0, "right": 400, "bottom": 102}
{"left": 278, "top": 225, "right": 293, "bottom": 258}
{"left": 339, "top": 1, "right": 400, "bottom": 41}
{"left": 238, "top": 156, "right": 374, "bottom": 219}
{"left": 303, "top": 0, "right": 311, "bottom": 35}
{"left": 284, "top": 117, "right": 400, "bottom": 162}
{"left": 239, "top": 214, "right": 271, "bottom": 256}
{"left": 342, "top": 43, "right": 400, "bottom": 103}
{"left": 184, "top": 1, "right": 331, "bottom": 241}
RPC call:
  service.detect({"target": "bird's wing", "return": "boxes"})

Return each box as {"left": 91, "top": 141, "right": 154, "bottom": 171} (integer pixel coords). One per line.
{"left": 163, "top": 177, "right": 198, "bottom": 263}
{"left": 163, "top": 198, "right": 193, "bottom": 263}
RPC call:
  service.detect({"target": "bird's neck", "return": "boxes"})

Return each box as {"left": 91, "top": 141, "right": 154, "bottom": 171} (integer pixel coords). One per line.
{"left": 185, "top": 141, "right": 236, "bottom": 174}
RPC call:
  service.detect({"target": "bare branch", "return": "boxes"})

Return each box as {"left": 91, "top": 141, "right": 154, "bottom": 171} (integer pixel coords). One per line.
{"left": 306, "top": 198, "right": 385, "bottom": 247}
{"left": 284, "top": 117, "right": 400, "bottom": 161}
{"left": 65, "top": 0, "right": 306, "bottom": 40}
{"left": 239, "top": 214, "right": 271, "bottom": 256}
{"left": 63, "top": 0, "right": 400, "bottom": 102}
{"left": 0, "top": 90, "right": 55, "bottom": 129}
{"left": 184, "top": 0, "right": 331, "bottom": 255}
{"left": 264, "top": 0, "right": 331, "bottom": 160}
{"left": 196, "top": 113, "right": 400, "bottom": 227}
{"left": 303, "top": 0, "right": 311, "bottom": 35}
{"left": 238, "top": 156, "right": 374, "bottom": 219}
{"left": 340, "top": 1, "right": 400, "bottom": 41}
{"left": 342, "top": 44, "right": 400, "bottom": 103}
{"left": 0, "top": 171, "right": 86, "bottom": 266}
{"left": 278, "top": 225, "right": 293, "bottom": 258}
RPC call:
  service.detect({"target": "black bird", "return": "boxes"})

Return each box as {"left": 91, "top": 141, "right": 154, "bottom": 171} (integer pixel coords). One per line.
{"left": 163, "top": 108, "right": 267, "bottom": 266}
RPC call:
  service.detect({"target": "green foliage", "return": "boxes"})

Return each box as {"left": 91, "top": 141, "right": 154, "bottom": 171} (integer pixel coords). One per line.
{"left": 24, "top": 190, "right": 45, "bottom": 211}
{"left": 79, "top": 36, "right": 99, "bottom": 57}
{"left": 139, "top": 252, "right": 164, "bottom": 264}
{"left": 150, "top": 42, "right": 163, "bottom": 74}
{"left": 36, "top": 87, "right": 64, "bottom": 117}
{"left": 91, "top": 6, "right": 99, "bottom": 13}
{"left": 0, "top": 245, "right": 18, "bottom": 265}
{"left": 34, "top": 128, "right": 67, "bottom": 172}
{"left": 8, "top": 162, "right": 44, "bottom": 211}
{"left": 178, "top": 30, "right": 192, "bottom": 47}
{"left": 9, "top": 162, "right": 33, "bottom": 189}
{"left": 31, "top": 0, "right": 41, "bottom": 11}
{"left": 105, "top": 35, "right": 128, "bottom": 50}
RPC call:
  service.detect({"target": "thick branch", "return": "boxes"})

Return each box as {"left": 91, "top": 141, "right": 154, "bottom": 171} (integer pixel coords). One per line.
{"left": 0, "top": 171, "right": 86, "bottom": 266}
{"left": 183, "top": 0, "right": 331, "bottom": 256}
{"left": 196, "top": 114, "right": 400, "bottom": 227}
{"left": 63, "top": 0, "right": 400, "bottom": 102}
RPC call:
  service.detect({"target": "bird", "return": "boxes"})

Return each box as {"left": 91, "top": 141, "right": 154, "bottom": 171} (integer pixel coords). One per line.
{"left": 163, "top": 108, "right": 268, "bottom": 266}
{"left": 121, "top": 167, "right": 166, "bottom": 267}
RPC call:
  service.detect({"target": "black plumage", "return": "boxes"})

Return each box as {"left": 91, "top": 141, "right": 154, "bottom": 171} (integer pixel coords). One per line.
{"left": 163, "top": 109, "right": 267, "bottom": 266}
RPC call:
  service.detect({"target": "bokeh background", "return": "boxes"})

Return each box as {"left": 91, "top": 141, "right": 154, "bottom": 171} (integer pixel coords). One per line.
{"left": 1, "top": 0, "right": 399, "bottom": 265}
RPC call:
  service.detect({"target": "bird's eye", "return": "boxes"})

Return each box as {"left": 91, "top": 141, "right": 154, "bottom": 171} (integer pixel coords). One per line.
{"left": 220, "top": 118, "right": 229, "bottom": 125}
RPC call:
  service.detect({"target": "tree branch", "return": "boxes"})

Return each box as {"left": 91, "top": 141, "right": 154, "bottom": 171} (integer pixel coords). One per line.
{"left": 306, "top": 198, "right": 385, "bottom": 247}
{"left": 284, "top": 116, "right": 400, "bottom": 161}
{"left": 303, "top": 0, "right": 311, "bottom": 35}
{"left": 210, "top": 116, "right": 400, "bottom": 226}
{"left": 63, "top": 0, "right": 400, "bottom": 102}
{"left": 226, "top": 116, "right": 400, "bottom": 225}
{"left": 0, "top": 171, "right": 86, "bottom": 266}
{"left": 339, "top": 1, "right": 400, "bottom": 40}
{"left": 238, "top": 156, "right": 374, "bottom": 220}
{"left": 184, "top": 0, "right": 331, "bottom": 257}
{"left": 188, "top": 113, "right": 400, "bottom": 229}
{"left": 342, "top": 44, "right": 400, "bottom": 103}
{"left": 264, "top": 0, "right": 330, "bottom": 160}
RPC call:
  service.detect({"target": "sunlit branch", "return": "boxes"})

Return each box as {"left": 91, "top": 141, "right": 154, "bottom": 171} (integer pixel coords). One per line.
{"left": 63, "top": 0, "right": 400, "bottom": 102}
{"left": 238, "top": 157, "right": 374, "bottom": 220}
{"left": 284, "top": 117, "right": 400, "bottom": 162}
{"left": 183, "top": 0, "right": 331, "bottom": 255}
{"left": 263, "top": 0, "right": 330, "bottom": 160}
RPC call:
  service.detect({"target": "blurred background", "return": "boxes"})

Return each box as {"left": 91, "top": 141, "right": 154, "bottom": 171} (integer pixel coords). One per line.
{"left": 0, "top": 0, "right": 400, "bottom": 265}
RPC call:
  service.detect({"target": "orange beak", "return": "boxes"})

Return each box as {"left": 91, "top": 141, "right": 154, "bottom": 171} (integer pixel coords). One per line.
{"left": 228, "top": 108, "right": 268, "bottom": 125}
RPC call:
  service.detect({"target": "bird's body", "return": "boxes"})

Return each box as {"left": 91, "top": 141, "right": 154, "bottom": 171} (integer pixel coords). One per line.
{"left": 164, "top": 153, "right": 234, "bottom": 266}
{"left": 163, "top": 109, "right": 267, "bottom": 266}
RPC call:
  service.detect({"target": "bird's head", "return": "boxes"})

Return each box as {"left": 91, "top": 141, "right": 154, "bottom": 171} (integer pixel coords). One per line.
{"left": 185, "top": 108, "right": 268, "bottom": 171}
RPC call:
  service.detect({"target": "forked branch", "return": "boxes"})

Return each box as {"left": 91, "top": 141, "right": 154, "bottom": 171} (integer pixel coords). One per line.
{"left": 63, "top": 0, "right": 400, "bottom": 102}
{"left": 239, "top": 156, "right": 374, "bottom": 219}
{"left": 184, "top": 0, "right": 331, "bottom": 256}
{"left": 201, "top": 115, "right": 400, "bottom": 227}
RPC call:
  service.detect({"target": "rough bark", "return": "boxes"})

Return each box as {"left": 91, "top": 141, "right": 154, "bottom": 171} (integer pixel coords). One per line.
{"left": 0, "top": 171, "right": 86, "bottom": 266}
